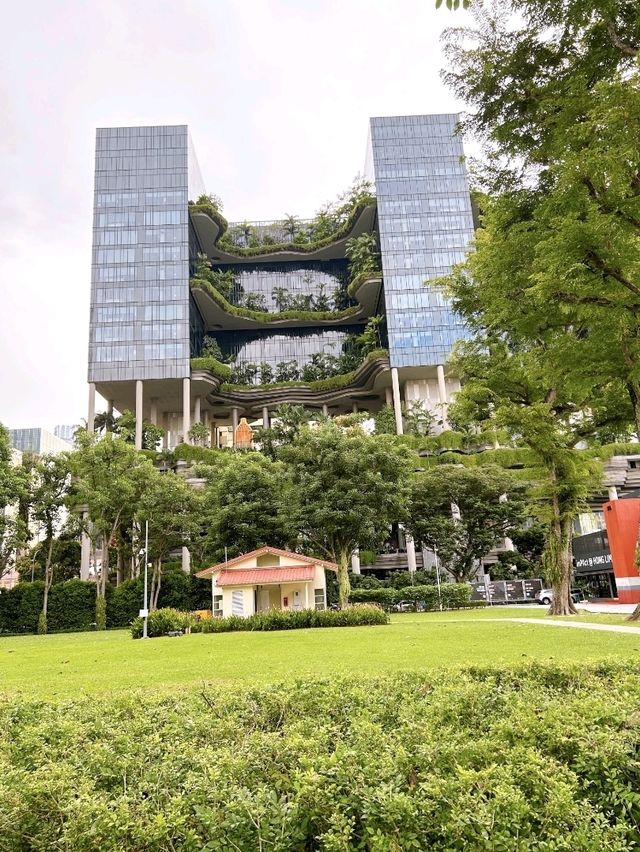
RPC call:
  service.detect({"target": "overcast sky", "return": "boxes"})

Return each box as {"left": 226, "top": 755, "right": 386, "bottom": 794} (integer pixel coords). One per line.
{"left": 0, "top": 0, "right": 470, "bottom": 432}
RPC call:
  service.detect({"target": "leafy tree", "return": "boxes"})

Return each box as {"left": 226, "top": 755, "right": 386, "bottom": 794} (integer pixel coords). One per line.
{"left": 278, "top": 423, "right": 412, "bottom": 607}
{"left": 241, "top": 292, "right": 268, "bottom": 312}
{"left": 197, "top": 453, "right": 293, "bottom": 562}
{"left": 112, "top": 410, "right": 164, "bottom": 450}
{"left": 18, "top": 536, "right": 81, "bottom": 583}
{"left": 254, "top": 404, "right": 313, "bottom": 460}
{"left": 345, "top": 233, "right": 380, "bottom": 280}
{"left": 30, "top": 454, "right": 70, "bottom": 633}
{"left": 403, "top": 400, "right": 435, "bottom": 437}
{"left": 136, "top": 471, "right": 200, "bottom": 610}
{"left": 201, "top": 337, "right": 225, "bottom": 361}
{"left": 0, "top": 424, "right": 28, "bottom": 585}
{"left": 374, "top": 405, "right": 397, "bottom": 435}
{"left": 68, "top": 433, "right": 155, "bottom": 628}
{"left": 188, "top": 422, "right": 210, "bottom": 447}
{"left": 437, "top": 0, "right": 638, "bottom": 613}
{"left": 406, "top": 464, "right": 527, "bottom": 583}
{"left": 274, "top": 360, "right": 300, "bottom": 382}
{"left": 259, "top": 362, "right": 274, "bottom": 385}
{"left": 282, "top": 214, "right": 301, "bottom": 242}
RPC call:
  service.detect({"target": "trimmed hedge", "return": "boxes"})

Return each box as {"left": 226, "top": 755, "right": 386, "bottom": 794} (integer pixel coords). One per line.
{"left": 350, "top": 582, "right": 472, "bottom": 610}
{"left": 131, "top": 604, "right": 389, "bottom": 638}
{"left": 0, "top": 566, "right": 212, "bottom": 634}
{"left": 1, "top": 663, "right": 639, "bottom": 849}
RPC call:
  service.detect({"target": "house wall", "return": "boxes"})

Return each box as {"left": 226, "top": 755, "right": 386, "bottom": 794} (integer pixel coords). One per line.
{"left": 221, "top": 585, "right": 255, "bottom": 618}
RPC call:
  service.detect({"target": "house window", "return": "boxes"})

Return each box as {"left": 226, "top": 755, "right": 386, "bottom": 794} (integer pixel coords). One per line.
{"left": 213, "top": 595, "right": 223, "bottom": 618}
{"left": 314, "top": 588, "right": 325, "bottom": 611}
{"left": 231, "top": 590, "right": 244, "bottom": 616}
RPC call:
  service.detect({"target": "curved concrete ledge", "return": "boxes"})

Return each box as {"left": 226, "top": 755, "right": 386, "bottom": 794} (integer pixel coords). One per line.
{"left": 191, "top": 354, "right": 390, "bottom": 415}
{"left": 191, "top": 203, "right": 377, "bottom": 265}
{"left": 191, "top": 275, "right": 383, "bottom": 332}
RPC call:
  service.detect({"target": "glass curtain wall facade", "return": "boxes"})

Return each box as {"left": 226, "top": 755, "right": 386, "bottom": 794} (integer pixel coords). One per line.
{"left": 88, "top": 125, "right": 194, "bottom": 383}
{"left": 369, "top": 114, "right": 474, "bottom": 368}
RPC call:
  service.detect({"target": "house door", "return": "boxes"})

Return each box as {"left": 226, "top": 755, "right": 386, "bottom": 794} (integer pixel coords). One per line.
{"left": 258, "top": 588, "right": 270, "bottom": 612}
{"left": 293, "top": 589, "right": 302, "bottom": 611}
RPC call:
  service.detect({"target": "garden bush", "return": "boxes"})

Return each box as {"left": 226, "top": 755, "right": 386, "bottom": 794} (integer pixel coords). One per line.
{"left": 350, "top": 582, "right": 473, "bottom": 610}
{"left": 132, "top": 604, "right": 389, "bottom": 637}
{"left": 130, "top": 607, "right": 195, "bottom": 639}
{"left": 0, "top": 663, "right": 639, "bottom": 849}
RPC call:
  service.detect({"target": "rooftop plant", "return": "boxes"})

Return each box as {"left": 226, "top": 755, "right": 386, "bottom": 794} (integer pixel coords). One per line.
{"left": 189, "top": 176, "right": 376, "bottom": 258}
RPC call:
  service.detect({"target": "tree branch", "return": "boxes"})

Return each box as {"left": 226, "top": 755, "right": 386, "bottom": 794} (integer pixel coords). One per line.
{"left": 605, "top": 21, "right": 639, "bottom": 58}
{"left": 585, "top": 251, "right": 640, "bottom": 299}
{"left": 582, "top": 176, "right": 640, "bottom": 231}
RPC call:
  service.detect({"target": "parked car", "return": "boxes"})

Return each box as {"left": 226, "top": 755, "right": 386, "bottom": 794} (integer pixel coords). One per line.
{"left": 392, "top": 600, "right": 414, "bottom": 612}
{"left": 536, "top": 588, "right": 584, "bottom": 605}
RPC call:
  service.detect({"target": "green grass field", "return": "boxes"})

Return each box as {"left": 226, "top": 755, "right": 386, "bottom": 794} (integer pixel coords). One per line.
{"left": 1, "top": 608, "right": 638, "bottom": 699}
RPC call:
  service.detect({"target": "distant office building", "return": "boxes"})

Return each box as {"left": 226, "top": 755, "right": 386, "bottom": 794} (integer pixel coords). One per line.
{"left": 9, "top": 428, "right": 72, "bottom": 455}
{"left": 54, "top": 424, "right": 77, "bottom": 443}
{"left": 86, "top": 116, "right": 474, "bottom": 449}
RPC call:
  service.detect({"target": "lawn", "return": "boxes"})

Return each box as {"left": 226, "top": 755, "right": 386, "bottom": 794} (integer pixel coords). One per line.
{"left": 1, "top": 609, "right": 638, "bottom": 699}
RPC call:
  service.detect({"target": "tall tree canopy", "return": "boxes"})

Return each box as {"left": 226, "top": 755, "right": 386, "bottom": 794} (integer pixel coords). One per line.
{"left": 278, "top": 424, "right": 412, "bottom": 607}
{"left": 406, "top": 464, "right": 527, "bottom": 583}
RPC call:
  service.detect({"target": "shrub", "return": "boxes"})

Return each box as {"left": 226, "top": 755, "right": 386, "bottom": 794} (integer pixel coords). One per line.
{"left": 0, "top": 581, "right": 44, "bottom": 633}
{"left": 130, "top": 607, "right": 196, "bottom": 639}
{"left": 187, "top": 604, "right": 388, "bottom": 635}
{"left": 48, "top": 580, "right": 96, "bottom": 632}
{"left": 1, "top": 664, "right": 639, "bottom": 849}
{"left": 349, "top": 588, "right": 399, "bottom": 608}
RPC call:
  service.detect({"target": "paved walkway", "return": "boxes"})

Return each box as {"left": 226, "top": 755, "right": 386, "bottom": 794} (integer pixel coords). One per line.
{"left": 509, "top": 618, "right": 640, "bottom": 635}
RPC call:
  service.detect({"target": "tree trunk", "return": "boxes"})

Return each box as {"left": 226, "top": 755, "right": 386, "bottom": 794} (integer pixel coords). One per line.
{"left": 545, "top": 486, "right": 577, "bottom": 616}
{"left": 150, "top": 559, "right": 162, "bottom": 611}
{"left": 116, "top": 546, "right": 123, "bottom": 587}
{"left": 39, "top": 536, "right": 54, "bottom": 635}
{"left": 626, "top": 381, "right": 640, "bottom": 437}
{"left": 337, "top": 553, "right": 351, "bottom": 609}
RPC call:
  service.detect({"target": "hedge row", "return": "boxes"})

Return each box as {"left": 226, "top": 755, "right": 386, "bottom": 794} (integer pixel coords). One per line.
{"left": 131, "top": 604, "right": 389, "bottom": 638}
{"left": 0, "top": 567, "right": 212, "bottom": 634}
{"left": 350, "top": 582, "right": 473, "bottom": 609}
{"left": 1, "top": 663, "right": 639, "bottom": 849}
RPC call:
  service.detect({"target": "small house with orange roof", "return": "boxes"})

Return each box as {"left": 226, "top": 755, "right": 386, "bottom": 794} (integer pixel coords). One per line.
{"left": 196, "top": 546, "right": 334, "bottom": 618}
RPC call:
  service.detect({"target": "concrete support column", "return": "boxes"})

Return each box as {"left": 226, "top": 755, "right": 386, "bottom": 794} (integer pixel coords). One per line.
{"left": 106, "top": 399, "right": 114, "bottom": 432}
{"left": 182, "top": 377, "right": 191, "bottom": 443}
{"left": 150, "top": 398, "right": 158, "bottom": 426}
{"left": 194, "top": 395, "right": 201, "bottom": 424}
{"left": 351, "top": 548, "right": 361, "bottom": 575}
{"left": 608, "top": 486, "right": 619, "bottom": 501}
{"left": 134, "top": 379, "right": 143, "bottom": 451}
{"left": 322, "top": 403, "right": 329, "bottom": 417}
{"left": 385, "top": 387, "right": 393, "bottom": 407}
{"left": 87, "top": 383, "right": 96, "bottom": 433}
{"left": 406, "top": 533, "right": 417, "bottom": 574}
{"left": 437, "top": 364, "right": 449, "bottom": 428}
{"left": 262, "top": 406, "right": 269, "bottom": 428}
{"left": 391, "top": 367, "right": 403, "bottom": 435}
{"left": 80, "top": 512, "right": 91, "bottom": 581}
{"left": 352, "top": 402, "right": 359, "bottom": 414}
{"left": 231, "top": 407, "right": 239, "bottom": 447}
{"left": 181, "top": 546, "right": 191, "bottom": 574}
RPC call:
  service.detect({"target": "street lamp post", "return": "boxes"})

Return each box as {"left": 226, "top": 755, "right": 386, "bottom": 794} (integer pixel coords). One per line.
{"left": 434, "top": 545, "right": 443, "bottom": 611}
{"left": 141, "top": 520, "right": 149, "bottom": 639}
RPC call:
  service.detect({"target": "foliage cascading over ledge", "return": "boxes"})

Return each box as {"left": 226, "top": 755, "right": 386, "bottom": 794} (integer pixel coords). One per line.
{"left": 188, "top": 191, "right": 376, "bottom": 259}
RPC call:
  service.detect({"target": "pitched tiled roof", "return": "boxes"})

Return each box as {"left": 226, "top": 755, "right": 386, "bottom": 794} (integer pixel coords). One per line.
{"left": 216, "top": 566, "right": 315, "bottom": 587}
{"left": 196, "top": 545, "right": 337, "bottom": 578}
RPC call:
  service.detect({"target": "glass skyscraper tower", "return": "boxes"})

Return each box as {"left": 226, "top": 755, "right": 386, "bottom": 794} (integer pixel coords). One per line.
{"left": 87, "top": 115, "right": 474, "bottom": 449}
